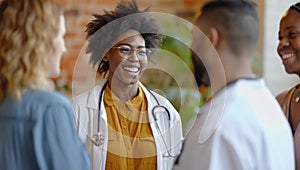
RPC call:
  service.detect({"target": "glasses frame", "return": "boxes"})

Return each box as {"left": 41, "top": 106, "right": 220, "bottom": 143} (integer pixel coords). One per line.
{"left": 111, "top": 45, "right": 151, "bottom": 61}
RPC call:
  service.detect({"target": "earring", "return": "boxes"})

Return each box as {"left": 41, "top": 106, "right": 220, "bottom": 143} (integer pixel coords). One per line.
{"left": 294, "top": 90, "right": 300, "bottom": 103}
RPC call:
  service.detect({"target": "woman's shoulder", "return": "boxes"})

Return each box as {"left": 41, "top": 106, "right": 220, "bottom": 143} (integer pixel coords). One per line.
{"left": 276, "top": 84, "right": 299, "bottom": 111}
{"left": 276, "top": 85, "right": 298, "bottom": 101}
{"left": 0, "top": 90, "right": 72, "bottom": 120}
{"left": 24, "top": 89, "right": 71, "bottom": 106}
{"left": 72, "top": 85, "right": 101, "bottom": 103}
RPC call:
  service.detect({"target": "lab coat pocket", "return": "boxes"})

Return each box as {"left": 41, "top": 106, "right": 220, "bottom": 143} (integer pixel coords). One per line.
{"left": 133, "top": 138, "right": 157, "bottom": 169}
{"left": 107, "top": 131, "right": 127, "bottom": 157}
{"left": 135, "top": 138, "right": 157, "bottom": 157}
{"left": 107, "top": 131, "right": 118, "bottom": 154}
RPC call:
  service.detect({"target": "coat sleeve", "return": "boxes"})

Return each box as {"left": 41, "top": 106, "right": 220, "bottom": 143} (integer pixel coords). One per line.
{"left": 33, "top": 102, "right": 91, "bottom": 170}
{"left": 72, "top": 99, "right": 81, "bottom": 132}
{"left": 159, "top": 97, "right": 183, "bottom": 160}
{"left": 169, "top": 103, "right": 183, "bottom": 154}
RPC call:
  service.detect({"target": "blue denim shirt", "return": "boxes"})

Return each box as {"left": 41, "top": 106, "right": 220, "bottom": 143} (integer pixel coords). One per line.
{"left": 0, "top": 89, "right": 91, "bottom": 170}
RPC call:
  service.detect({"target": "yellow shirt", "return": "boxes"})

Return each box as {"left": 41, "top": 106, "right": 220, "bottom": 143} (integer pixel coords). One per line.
{"left": 104, "top": 85, "right": 157, "bottom": 170}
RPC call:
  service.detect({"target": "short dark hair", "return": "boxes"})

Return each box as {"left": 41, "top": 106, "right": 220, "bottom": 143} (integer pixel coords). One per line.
{"left": 190, "top": 50, "right": 210, "bottom": 87}
{"left": 289, "top": 2, "right": 300, "bottom": 13}
{"left": 86, "top": 0, "right": 163, "bottom": 77}
{"left": 196, "top": 0, "right": 259, "bottom": 56}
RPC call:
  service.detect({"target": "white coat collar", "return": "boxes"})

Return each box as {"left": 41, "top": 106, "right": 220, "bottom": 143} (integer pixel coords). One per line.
{"left": 85, "top": 78, "right": 153, "bottom": 113}
{"left": 140, "top": 83, "right": 156, "bottom": 122}
{"left": 86, "top": 78, "right": 107, "bottom": 110}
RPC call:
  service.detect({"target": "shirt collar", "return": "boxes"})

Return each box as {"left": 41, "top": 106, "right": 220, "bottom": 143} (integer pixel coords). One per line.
{"left": 104, "top": 85, "right": 145, "bottom": 107}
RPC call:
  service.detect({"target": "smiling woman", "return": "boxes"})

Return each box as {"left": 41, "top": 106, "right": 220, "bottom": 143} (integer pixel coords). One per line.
{"left": 104, "top": 30, "right": 148, "bottom": 88}
{"left": 71, "top": 1, "right": 183, "bottom": 170}
{"left": 277, "top": 4, "right": 300, "bottom": 75}
{"left": 276, "top": 2, "right": 300, "bottom": 136}
{"left": 276, "top": 2, "right": 300, "bottom": 170}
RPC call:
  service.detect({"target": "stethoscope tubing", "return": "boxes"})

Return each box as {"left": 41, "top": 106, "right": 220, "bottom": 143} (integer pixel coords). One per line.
{"left": 95, "top": 81, "right": 176, "bottom": 157}
{"left": 97, "top": 81, "right": 107, "bottom": 133}
{"left": 96, "top": 82, "right": 171, "bottom": 134}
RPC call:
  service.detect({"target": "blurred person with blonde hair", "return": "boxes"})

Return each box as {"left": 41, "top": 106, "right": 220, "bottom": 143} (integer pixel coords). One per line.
{"left": 0, "top": 0, "right": 91, "bottom": 169}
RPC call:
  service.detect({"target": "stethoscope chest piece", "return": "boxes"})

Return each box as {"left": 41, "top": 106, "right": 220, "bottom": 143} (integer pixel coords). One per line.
{"left": 92, "top": 133, "right": 105, "bottom": 146}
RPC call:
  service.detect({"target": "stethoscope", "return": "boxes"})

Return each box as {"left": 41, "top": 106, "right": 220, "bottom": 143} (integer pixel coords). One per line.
{"left": 90, "top": 81, "right": 177, "bottom": 158}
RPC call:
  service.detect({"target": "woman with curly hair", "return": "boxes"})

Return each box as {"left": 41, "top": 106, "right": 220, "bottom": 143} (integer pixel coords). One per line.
{"left": 0, "top": 0, "right": 90, "bottom": 169}
{"left": 72, "top": 0, "right": 183, "bottom": 169}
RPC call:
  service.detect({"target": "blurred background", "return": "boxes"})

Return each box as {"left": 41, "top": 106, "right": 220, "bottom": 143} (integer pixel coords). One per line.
{"left": 27, "top": 0, "right": 300, "bottom": 133}
{"left": 52, "top": 0, "right": 299, "bottom": 133}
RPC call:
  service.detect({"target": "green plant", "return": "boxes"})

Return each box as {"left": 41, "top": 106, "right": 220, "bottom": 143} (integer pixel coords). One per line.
{"left": 141, "top": 18, "right": 201, "bottom": 134}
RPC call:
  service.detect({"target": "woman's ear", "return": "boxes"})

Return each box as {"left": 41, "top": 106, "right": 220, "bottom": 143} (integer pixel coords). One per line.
{"left": 207, "top": 27, "right": 220, "bottom": 48}
{"left": 103, "top": 54, "right": 109, "bottom": 62}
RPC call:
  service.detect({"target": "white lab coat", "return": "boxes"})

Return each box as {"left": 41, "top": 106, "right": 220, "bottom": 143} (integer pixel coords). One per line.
{"left": 173, "top": 78, "right": 295, "bottom": 170}
{"left": 72, "top": 79, "right": 183, "bottom": 170}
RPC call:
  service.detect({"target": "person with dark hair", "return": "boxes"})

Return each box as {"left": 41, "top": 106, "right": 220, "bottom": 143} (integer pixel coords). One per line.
{"left": 72, "top": 0, "right": 183, "bottom": 169}
{"left": 276, "top": 2, "right": 300, "bottom": 169}
{"left": 190, "top": 50, "right": 211, "bottom": 104}
{"left": 173, "top": 0, "right": 294, "bottom": 169}
{"left": 0, "top": 0, "right": 91, "bottom": 169}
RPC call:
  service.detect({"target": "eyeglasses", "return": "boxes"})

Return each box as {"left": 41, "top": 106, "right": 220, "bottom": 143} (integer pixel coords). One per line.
{"left": 111, "top": 45, "right": 150, "bottom": 61}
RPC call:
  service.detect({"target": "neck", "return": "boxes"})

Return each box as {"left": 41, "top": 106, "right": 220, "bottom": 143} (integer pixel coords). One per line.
{"left": 211, "top": 53, "right": 255, "bottom": 94}
{"left": 107, "top": 80, "right": 139, "bottom": 102}
{"left": 225, "top": 67, "right": 254, "bottom": 84}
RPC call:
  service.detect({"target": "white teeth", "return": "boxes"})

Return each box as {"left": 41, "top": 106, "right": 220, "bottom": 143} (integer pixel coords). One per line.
{"left": 123, "top": 66, "right": 139, "bottom": 73}
{"left": 282, "top": 53, "right": 296, "bottom": 60}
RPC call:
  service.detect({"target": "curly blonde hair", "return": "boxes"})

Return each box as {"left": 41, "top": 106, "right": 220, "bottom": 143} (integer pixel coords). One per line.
{"left": 0, "top": 0, "right": 63, "bottom": 101}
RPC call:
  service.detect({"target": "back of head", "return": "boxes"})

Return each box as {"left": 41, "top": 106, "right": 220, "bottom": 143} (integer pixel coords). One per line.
{"left": 196, "top": 0, "right": 259, "bottom": 56}
{"left": 289, "top": 2, "right": 300, "bottom": 13}
{"left": 0, "top": 0, "right": 63, "bottom": 100}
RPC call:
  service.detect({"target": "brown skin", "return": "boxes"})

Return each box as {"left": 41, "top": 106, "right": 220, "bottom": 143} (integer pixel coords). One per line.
{"left": 277, "top": 9, "right": 300, "bottom": 76}
{"left": 191, "top": 19, "right": 254, "bottom": 93}
{"left": 104, "top": 29, "right": 147, "bottom": 102}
